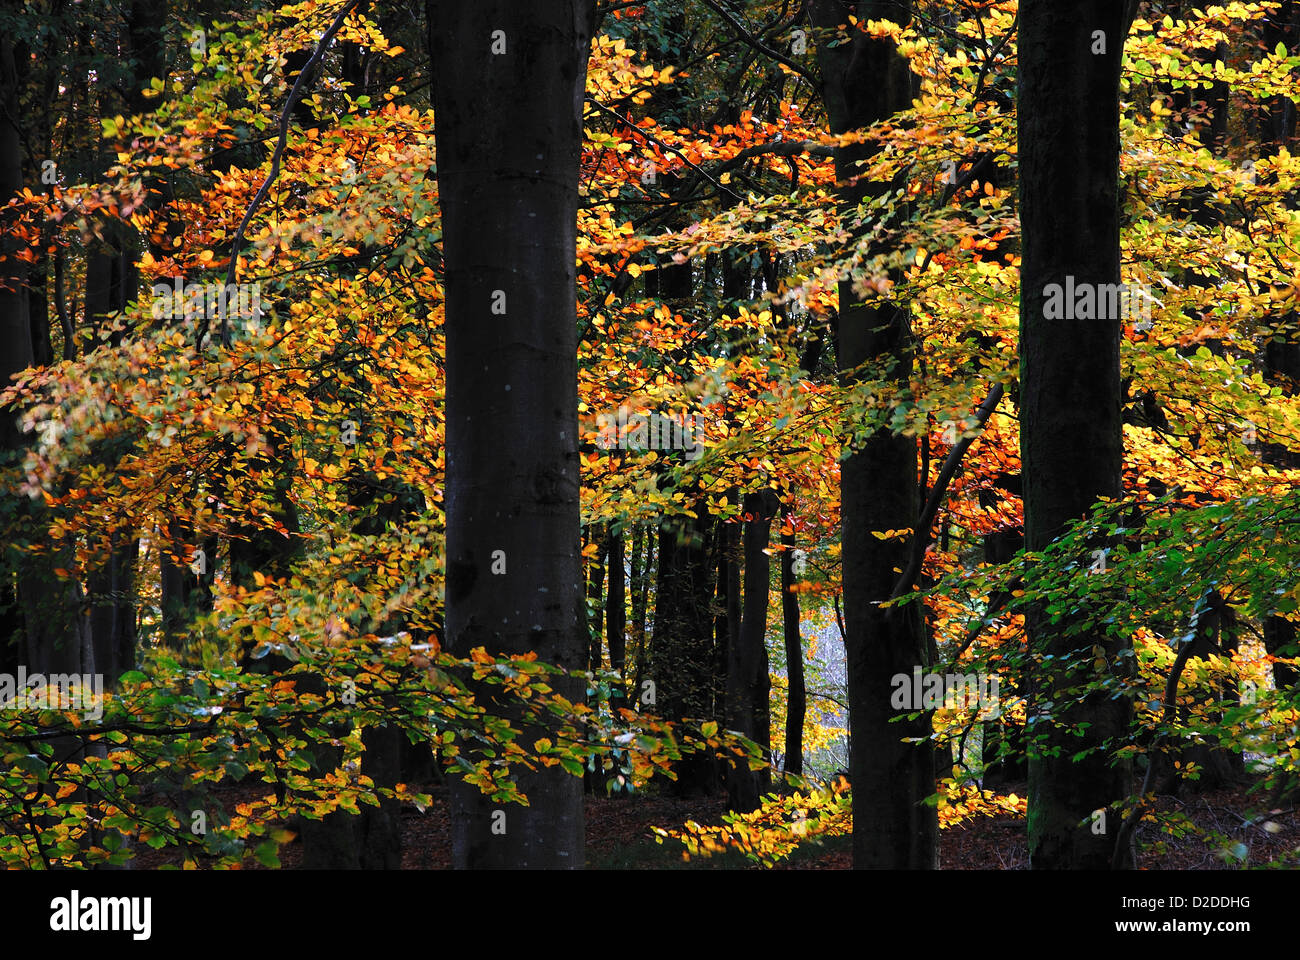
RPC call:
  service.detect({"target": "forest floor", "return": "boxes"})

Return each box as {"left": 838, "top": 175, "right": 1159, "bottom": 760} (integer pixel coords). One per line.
{"left": 132, "top": 774, "right": 1300, "bottom": 869}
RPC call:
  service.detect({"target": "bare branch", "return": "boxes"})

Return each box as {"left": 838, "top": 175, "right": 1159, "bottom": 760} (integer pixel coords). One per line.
{"left": 585, "top": 96, "right": 745, "bottom": 203}
{"left": 697, "top": 0, "right": 819, "bottom": 85}
{"left": 890, "top": 380, "right": 1006, "bottom": 604}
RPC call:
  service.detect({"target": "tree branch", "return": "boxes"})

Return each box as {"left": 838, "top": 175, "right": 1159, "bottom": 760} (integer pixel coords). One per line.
{"left": 585, "top": 96, "right": 745, "bottom": 203}
{"left": 1110, "top": 590, "right": 1214, "bottom": 868}
{"left": 890, "top": 380, "right": 1005, "bottom": 603}
{"left": 714, "top": 138, "right": 836, "bottom": 175}
{"left": 205, "top": 0, "right": 361, "bottom": 350}
{"left": 697, "top": 0, "right": 819, "bottom": 85}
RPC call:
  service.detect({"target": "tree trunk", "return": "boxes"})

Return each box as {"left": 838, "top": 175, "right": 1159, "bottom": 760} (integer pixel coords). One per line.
{"left": 84, "top": 220, "right": 140, "bottom": 684}
{"left": 587, "top": 523, "right": 606, "bottom": 674}
{"left": 629, "top": 522, "right": 648, "bottom": 696}
{"left": 1260, "top": 0, "right": 1298, "bottom": 150}
{"left": 727, "top": 489, "right": 775, "bottom": 811}
{"left": 87, "top": 535, "right": 138, "bottom": 685}
{"left": 651, "top": 509, "right": 721, "bottom": 795}
{"left": 1, "top": 35, "right": 89, "bottom": 680}
{"left": 0, "top": 36, "right": 33, "bottom": 668}
{"left": 714, "top": 502, "right": 740, "bottom": 724}
{"left": 0, "top": 36, "right": 32, "bottom": 456}
{"left": 584, "top": 524, "right": 606, "bottom": 793}
{"left": 431, "top": 0, "right": 595, "bottom": 868}
{"left": 781, "top": 504, "right": 805, "bottom": 777}
{"left": 1261, "top": 0, "right": 1300, "bottom": 694}
{"left": 606, "top": 526, "right": 626, "bottom": 694}
{"left": 1164, "top": 592, "right": 1242, "bottom": 792}
{"left": 1018, "top": 0, "right": 1133, "bottom": 869}
{"left": 809, "top": 0, "right": 937, "bottom": 869}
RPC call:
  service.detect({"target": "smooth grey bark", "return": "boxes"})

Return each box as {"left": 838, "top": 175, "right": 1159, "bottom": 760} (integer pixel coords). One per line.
{"left": 431, "top": 0, "right": 595, "bottom": 868}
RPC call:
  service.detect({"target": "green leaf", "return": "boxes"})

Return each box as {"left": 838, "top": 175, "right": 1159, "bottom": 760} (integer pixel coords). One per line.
{"left": 255, "top": 839, "right": 280, "bottom": 868}
{"left": 559, "top": 757, "right": 584, "bottom": 777}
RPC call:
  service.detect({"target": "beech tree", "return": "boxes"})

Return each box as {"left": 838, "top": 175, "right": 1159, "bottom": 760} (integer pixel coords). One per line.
{"left": 430, "top": 0, "right": 597, "bottom": 869}
{"left": 2, "top": 0, "right": 1299, "bottom": 877}
{"left": 808, "top": 0, "right": 938, "bottom": 870}
{"left": 1018, "top": 0, "right": 1137, "bottom": 870}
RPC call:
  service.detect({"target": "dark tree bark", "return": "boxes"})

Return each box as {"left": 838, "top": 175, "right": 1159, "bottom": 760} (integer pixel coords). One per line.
{"left": 1163, "top": 0, "right": 1229, "bottom": 151}
{"left": 727, "top": 489, "right": 775, "bottom": 811}
{"left": 1165, "top": 592, "right": 1243, "bottom": 792}
{"left": 606, "top": 526, "right": 626, "bottom": 692}
{"left": 0, "top": 36, "right": 32, "bottom": 458}
{"left": 584, "top": 523, "right": 606, "bottom": 794}
{"left": 629, "top": 522, "right": 649, "bottom": 695}
{"left": 0, "top": 573, "right": 19, "bottom": 678}
{"left": 160, "top": 524, "right": 218, "bottom": 654}
{"left": 637, "top": 75, "right": 727, "bottom": 780}
{"left": 28, "top": 252, "right": 51, "bottom": 366}
{"left": 1260, "top": 0, "right": 1298, "bottom": 149}
{"left": 597, "top": 524, "right": 629, "bottom": 792}
{"left": 0, "top": 35, "right": 87, "bottom": 679}
{"left": 83, "top": 221, "right": 140, "bottom": 683}
{"left": 1261, "top": 0, "right": 1300, "bottom": 694}
{"left": 808, "top": 0, "right": 937, "bottom": 869}
{"left": 780, "top": 503, "right": 805, "bottom": 777}
{"left": 1261, "top": 330, "right": 1300, "bottom": 682}
{"left": 87, "top": 535, "right": 138, "bottom": 685}
{"left": 431, "top": 0, "right": 595, "bottom": 868}
{"left": 226, "top": 428, "right": 303, "bottom": 594}
{"left": 587, "top": 523, "right": 606, "bottom": 675}
{"left": 75, "top": 0, "right": 170, "bottom": 680}
{"left": 296, "top": 440, "right": 419, "bottom": 869}
{"left": 651, "top": 509, "right": 721, "bottom": 795}
{"left": 714, "top": 502, "right": 740, "bottom": 724}
{"left": 1018, "top": 0, "right": 1133, "bottom": 869}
